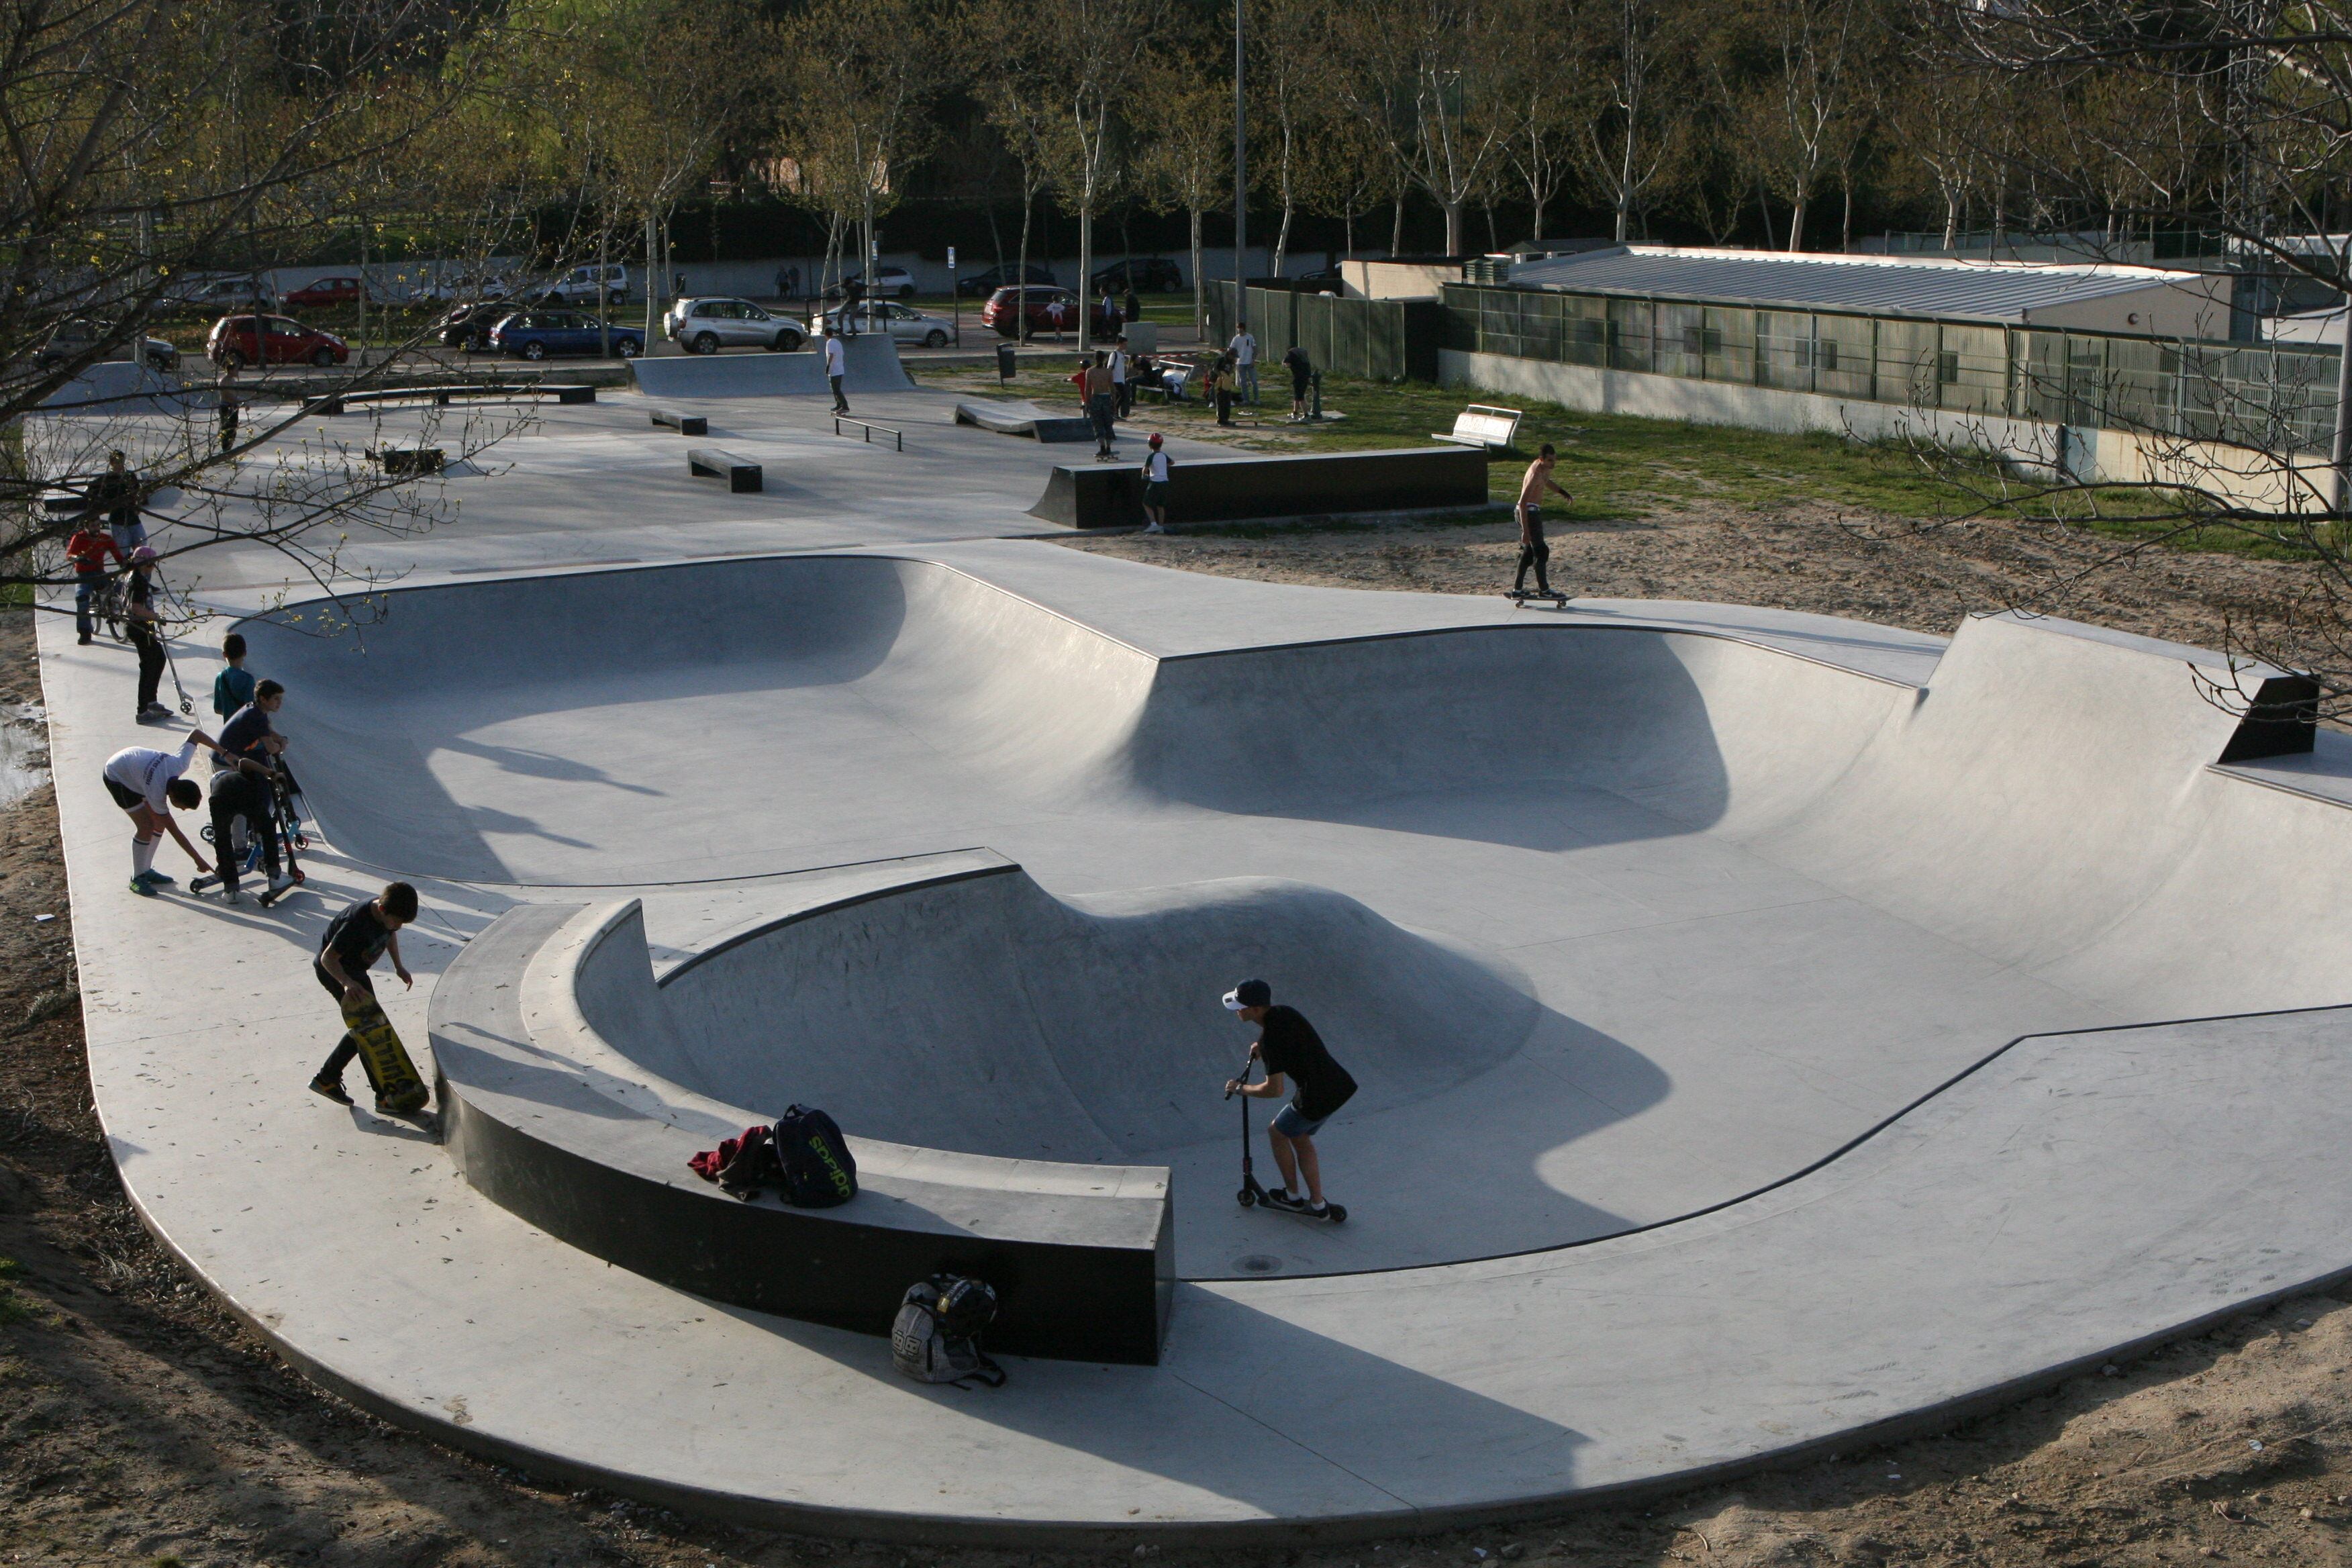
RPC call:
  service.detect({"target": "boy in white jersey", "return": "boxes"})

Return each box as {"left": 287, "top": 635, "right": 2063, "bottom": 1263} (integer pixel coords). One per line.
{"left": 1140, "top": 434, "right": 1172, "bottom": 533}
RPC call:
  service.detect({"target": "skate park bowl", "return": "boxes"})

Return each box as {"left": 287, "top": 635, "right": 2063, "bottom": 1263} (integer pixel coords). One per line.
{"left": 237, "top": 549, "right": 2352, "bottom": 1326}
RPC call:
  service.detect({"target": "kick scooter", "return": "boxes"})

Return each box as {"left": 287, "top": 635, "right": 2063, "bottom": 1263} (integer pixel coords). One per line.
{"left": 1224, "top": 1052, "right": 1346, "bottom": 1222}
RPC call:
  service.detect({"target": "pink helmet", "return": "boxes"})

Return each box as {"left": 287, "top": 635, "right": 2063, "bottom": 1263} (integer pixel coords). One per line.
{"left": 128, "top": 546, "right": 158, "bottom": 564}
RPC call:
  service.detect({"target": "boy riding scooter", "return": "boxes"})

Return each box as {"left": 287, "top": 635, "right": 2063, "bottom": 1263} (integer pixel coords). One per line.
{"left": 1221, "top": 978, "right": 1356, "bottom": 1220}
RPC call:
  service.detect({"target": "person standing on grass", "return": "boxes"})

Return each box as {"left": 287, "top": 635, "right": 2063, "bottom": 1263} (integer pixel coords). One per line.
{"left": 66, "top": 516, "right": 124, "bottom": 645}
{"left": 1122, "top": 284, "right": 1142, "bottom": 332}
{"left": 308, "top": 882, "right": 418, "bottom": 1106}
{"left": 216, "top": 363, "right": 241, "bottom": 456}
{"left": 1283, "top": 343, "right": 1313, "bottom": 423}
{"left": 103, "top": 730, "right": 228, "bottom": 895}
{"left": 1514, "top": 443, "right": 1573, "bottom": 600}
{"left": 1141, "top": 433, "right": 1172, "bottom": 534}
{"left": 1211, "top": 354, "right": 1237, "bottom": 427}
{"left": 1110, "top": 334, "right": 1131, "bottom": 419}
{"left": 124, "top": 547, "right": 170, "bottom": 723}
{"left": 824, "top": 326, "right": 849, "bottom": 414}
{"left": 1229, "top": 320, "right": 1259, "bottom": 404}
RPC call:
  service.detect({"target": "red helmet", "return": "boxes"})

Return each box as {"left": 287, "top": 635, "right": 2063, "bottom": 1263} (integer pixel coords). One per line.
{"left": 1147, "top": 433, "right": 1163, "bottom": 446}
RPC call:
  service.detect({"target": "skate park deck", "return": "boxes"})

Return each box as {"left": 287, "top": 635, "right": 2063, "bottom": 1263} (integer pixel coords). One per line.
{"left": 34, "top": 341, "right": 2352, "bottom": 1538}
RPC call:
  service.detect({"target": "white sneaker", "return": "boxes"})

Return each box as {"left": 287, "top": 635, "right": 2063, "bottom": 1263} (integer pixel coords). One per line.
{"left": 222, "top": 886, "right": 242, "bottom": 905}
{"left": 1143, "top": 523, "right": 1165, "bottom": 534}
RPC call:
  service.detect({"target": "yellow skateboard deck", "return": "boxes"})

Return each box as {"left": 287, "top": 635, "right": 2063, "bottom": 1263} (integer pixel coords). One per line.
{"left": 340, "top": 992, "right": 428, "bottom": 1114}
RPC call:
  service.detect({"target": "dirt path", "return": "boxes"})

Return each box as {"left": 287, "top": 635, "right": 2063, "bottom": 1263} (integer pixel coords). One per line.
{"left": 5, "top": 570, "right": 2351, "bottom": 1566}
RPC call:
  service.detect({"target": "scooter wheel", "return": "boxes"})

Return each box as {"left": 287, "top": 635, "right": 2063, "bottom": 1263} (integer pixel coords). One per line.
{"left": 292, "top": 834, "right": 309, "bottom": 850}
{"left": 1236, "top": 1189, "right": 1255, "bottom": 1207}
{"left": 1323, "top": 1204, "right": 1348, "bottom": 1224}
{"left": 292, "top": 869, "right": 307, "bottom": 883}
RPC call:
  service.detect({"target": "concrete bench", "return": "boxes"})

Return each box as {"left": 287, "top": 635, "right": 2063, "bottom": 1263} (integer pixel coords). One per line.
{"left": 369, "top": 446, "right": 444, "bottom": 476}
{"left": 687, "top": 447, "right": 761, "bottom": 493}
{"left": 1031, "top": 444, "right": 1489, "bottom": 530}
{"left": 650, "top": 407, "right": 707, "bottom": 436}
{"left": 1434, "top": 403, "right": 1522, "bottom": 450}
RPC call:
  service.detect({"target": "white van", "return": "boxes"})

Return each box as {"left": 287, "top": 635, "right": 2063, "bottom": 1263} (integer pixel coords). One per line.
{"left": 540, "top": 264, "right": 630, "bottom": 307}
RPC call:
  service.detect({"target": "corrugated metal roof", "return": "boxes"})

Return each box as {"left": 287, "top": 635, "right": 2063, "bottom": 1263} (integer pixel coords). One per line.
{"left": 1500, "top": 246, "right": 2205, "bottom": 322}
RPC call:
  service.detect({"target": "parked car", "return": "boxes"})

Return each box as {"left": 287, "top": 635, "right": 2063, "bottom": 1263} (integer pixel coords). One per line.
{"left": 663, "top": 297, "right": 806, "bottom": 353}
{"left": 487, "top": 310, "right": 642, "bottom": 360}
{"left": 980, "top": 285, "right": 1117, "bottom": 338}
{"left": 821, "top": 265, "right": 918, "bottom": 301}
{"left": 810, "top": 301, "right": 956, "bottom": 348}
{"left": 957, "top": 262, "right": 1055, "bottom": 298}
{"left": 429, "top": 302, "right": 515, "bottom": 352}
{"left": 281, "top": 276, "right": 369, "bottom": 309}
{"left": 163, "top": 275, "right": 275, "bottom": 311}
{"left": 418, "top": 271, "right": 517, "bottom": 304}
{"left": 206, "top": 314, "right": 348, "bottom": 369}
{"left": 36, "top": 318, "right": 181, "bottom": 373}
{"left": 1087, "top": 257, "right": 1183, "bottom": 293}
{"left": 528, "top": 263, "right": 631, "bottom": 307}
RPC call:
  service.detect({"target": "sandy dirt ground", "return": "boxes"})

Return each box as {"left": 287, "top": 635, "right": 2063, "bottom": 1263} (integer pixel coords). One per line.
{"left": 5, "top": 521, "right": 2352, "bottom": 1568}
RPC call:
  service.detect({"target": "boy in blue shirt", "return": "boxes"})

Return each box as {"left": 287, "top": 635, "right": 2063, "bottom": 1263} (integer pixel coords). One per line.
{"left": 212, "top": 633, "right": 256, "bottom": 721}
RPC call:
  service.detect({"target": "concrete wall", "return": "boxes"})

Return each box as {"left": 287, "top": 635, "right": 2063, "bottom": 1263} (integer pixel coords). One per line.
{"left": 2028, "top": 275, "right": 2233, "bottom": 339}
{"left": 1438, "top": 347, "right": 2324, "bottom": 510}
{"left": 1342, "top": 259, "right": 1462, "bottom": 299}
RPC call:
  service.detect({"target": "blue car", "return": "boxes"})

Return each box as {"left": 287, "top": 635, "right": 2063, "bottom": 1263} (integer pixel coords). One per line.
{"left": 487, "top": 309, "right": 642, "bottom": 360}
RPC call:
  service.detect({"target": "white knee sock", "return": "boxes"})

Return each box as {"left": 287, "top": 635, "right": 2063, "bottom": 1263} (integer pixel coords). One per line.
{"left": 132, "top": 836, "right": 156, "bottom": 878}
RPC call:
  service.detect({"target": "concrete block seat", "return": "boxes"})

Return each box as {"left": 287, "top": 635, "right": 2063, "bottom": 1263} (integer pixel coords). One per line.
{"left": 429, "top": 871, "right": 1173, "bottom": 1364}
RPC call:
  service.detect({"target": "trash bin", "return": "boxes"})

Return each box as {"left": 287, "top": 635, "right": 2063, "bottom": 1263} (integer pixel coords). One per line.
{"left": 996, "top": 342, "right": 1017, "bottom": 385}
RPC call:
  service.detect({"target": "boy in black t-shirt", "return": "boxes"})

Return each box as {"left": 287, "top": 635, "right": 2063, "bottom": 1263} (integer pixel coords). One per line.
{"left": 309, "top": 882, "right": 418, "bottom": 1106}
{"left": 1222, "top": 978, "right": 1356, "bottom": 1216}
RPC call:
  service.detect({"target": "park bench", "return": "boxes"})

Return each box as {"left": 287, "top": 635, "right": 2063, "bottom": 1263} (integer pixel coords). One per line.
{"left": 650, "top": 407, "right": 708, "bottom": 436}
{"left": 369, "top": 447, "right": 444, "bottom": 476}
{"left": 1432, "top": 404, "right": 1522, "bottom": 450}
{"left": 687, "top": 447, "right": 762, "bottom": 493}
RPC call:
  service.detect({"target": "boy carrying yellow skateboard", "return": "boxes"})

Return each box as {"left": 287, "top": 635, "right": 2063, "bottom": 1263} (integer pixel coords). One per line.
{"left": 309, "top": 881, "right": 428, "bottom": 1116}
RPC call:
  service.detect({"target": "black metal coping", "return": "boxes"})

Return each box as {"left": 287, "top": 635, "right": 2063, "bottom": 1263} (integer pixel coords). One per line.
{"left": 429, "top": 898, "right": 1174, "bottom": 1365}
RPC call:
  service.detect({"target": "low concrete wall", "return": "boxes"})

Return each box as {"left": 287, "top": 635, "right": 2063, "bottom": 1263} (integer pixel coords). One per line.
{"left": 1438, "top": 349, "right": 2329, "bottom": 511}
{"left": 1031, "top": 444, "right": 1488, "bottom": 529}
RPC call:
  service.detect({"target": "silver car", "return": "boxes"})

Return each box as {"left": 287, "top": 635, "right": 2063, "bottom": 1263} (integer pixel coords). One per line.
{"left": 664, "top": 297, "right": 806, "bottom": 353}
{"left": 810, "top": 301, "right": 956, "bottom": 348}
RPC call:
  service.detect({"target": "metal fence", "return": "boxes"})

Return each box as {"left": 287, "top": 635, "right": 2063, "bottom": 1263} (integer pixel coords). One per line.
{"left": 1209, "top": 283, "right": 1436, "bottom": 381}
{"left": 1441, "top": 282, "right": 2341, "bottom": 451}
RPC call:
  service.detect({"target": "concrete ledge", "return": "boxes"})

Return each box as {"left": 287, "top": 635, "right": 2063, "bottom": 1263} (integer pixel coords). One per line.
{"left": 687, "top": 447, "right": 762, "bottom": 492}
{"left": 1029, "top": 445, "right": 1487, "bottom": 529}
{"left": 650, "top": 407, "right": 708, "bottom": 436}
{"left": 430, "top": 885, "right": 1174, "bottom": 1365}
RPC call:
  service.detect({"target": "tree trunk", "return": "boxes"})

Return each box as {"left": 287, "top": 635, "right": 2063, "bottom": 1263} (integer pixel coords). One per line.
{"left": 1190, "top": 204, "right": 1205, "bottom": 338}
{"left": 1017, "top": 181, "right": 1034, "bottom": 344}
{"left": 1079, "top": 190, "right": 1093, "bottom": 352}
{"left": 1942, "top": 188, "right": 1960, "bottom": 248}
{"left": 1442, "top": 199, "right": 1463, "bottom": 256}
{"left": 1787, "top": 195, "right": 1806, "bottom": 252}
{"left": 1391, "top": 191, "right": 1405, "bottom": 255}
{"left": 644, "top": 212, "right": 658, "bottom": 344}
{"left": 1841, "top": 179, "right": 1853, "bottom": 253}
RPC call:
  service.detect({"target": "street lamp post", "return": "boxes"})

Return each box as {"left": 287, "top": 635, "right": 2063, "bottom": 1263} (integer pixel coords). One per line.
{"left": 1234, "top": 0, "right": 1246, "bottom": 317}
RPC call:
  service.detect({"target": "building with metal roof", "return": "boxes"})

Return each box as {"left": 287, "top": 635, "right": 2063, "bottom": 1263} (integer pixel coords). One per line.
{"left": 1502, "top": 246, "right": 2228, "bottom": 336}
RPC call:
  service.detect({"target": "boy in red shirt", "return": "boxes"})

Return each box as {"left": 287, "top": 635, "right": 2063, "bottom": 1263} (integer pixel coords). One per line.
{"left": 65, "top": 522, "right": 122, "bottom": 644}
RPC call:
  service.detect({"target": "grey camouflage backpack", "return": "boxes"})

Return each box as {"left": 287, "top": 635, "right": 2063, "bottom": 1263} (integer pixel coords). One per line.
{"left": 890, "top": 1274, "right": 1006, "bottom": 1387}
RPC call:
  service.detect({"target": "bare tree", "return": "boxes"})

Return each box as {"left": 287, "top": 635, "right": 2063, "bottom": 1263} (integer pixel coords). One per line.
{"left": 1034, "top": 0, "right": 1167, "bottom": 349}
{"left": 971, "top": 5, "right": 1059, "bottom": 344}
{"left": 1573, "top": 0, "right": 1683, "bottom": 244}
{"left": 1729, "top": 0, "right": 1863, "bottom": 251}
{"left": 1332, "top": 0, "right": 1514, "bottom": 256}
{"left": 1137, "top": 58, "right": 1232, "bottom": 337}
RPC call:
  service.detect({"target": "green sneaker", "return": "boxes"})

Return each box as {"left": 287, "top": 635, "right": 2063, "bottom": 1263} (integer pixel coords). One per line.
{"left": 128, "top": 875, "right": 156, "bottom": 897}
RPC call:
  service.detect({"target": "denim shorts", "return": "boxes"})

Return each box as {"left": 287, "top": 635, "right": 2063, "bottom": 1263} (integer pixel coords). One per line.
{"left": 1271, "top": 1101, "right": 1328, "bottom": 1138}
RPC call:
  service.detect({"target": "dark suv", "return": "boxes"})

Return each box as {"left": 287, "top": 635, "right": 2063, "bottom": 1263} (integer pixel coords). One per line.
{"left": 1088, "top": 257, "right": 1183, "bottom": 293}
{"left": 956, "top": 262, "right": 1055, "bottom": 298}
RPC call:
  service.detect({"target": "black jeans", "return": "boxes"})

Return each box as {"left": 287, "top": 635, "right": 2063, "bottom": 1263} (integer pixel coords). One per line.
{"left": 829, "top": 373, "right": 847, "bottom": 411}
{"left": 209, "top": 772, "right": 280, "bottom": 893}
{"left": 316, "top": 963, "right": 372, "bottom": 1081}
{"left": 130, "top": 626, "right": 162, "bottom": 710}
{"left": 75, "top": 570, "right": 103, "bottom": 638}
{"left": 1215, "top": 389, "right": 1233, "bottom": 426}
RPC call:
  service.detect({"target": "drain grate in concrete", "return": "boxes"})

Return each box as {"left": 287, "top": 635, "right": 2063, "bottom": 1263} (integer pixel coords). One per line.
{"left": 1234, "top": 1254, "right": 1283, "bottom": 1275}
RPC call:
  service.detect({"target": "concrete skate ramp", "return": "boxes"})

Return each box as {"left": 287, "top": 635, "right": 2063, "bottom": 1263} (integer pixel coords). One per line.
{"left": 642, "top": 867, "right": 1538, "bottom": 1163}
{"left": 954, "top": 397, "right": 1094, "bottom": 442}
{"left": 36, "top": 360, "right": 207, "bottom": 416}
{"left": 627, "top": 334, "right": 912, "bottom": 399}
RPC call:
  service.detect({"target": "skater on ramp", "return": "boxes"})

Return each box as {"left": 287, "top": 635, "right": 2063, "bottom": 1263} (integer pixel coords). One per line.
{"left": 1222, "top": 978, "right": 1357, "bottom": 1218}
{"left": 1512, "top": 443, "right": 1573, "bottom": 603}
{"left": 309, "top": 881, "right": 427, "bottom": 1114}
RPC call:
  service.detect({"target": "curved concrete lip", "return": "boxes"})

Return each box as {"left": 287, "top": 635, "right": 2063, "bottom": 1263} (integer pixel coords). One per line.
{"left": 48, "top": 538, "right": 2352, "bottom": 1540}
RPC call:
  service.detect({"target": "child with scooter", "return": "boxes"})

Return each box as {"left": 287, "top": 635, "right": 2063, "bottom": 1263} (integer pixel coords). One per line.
{"left": 1221, "top": 978, "right": 1356, "bottom": 1221}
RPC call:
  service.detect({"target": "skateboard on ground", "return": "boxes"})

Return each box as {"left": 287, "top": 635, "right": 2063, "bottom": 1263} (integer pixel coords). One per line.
{"left": 1225, "top": 1056, "right": 1347, "bottom": 1224}
{"left": 1505, "top": 589, "right": 1569, "bottom": 607}
{"left": 341, "top": 991, "right": 430, "bottom": 1114}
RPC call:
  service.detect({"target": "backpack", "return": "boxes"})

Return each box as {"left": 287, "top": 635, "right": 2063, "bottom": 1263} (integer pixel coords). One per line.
{"left": 773, "top": 1104, "right": 857, "bottom": 1208}
{"left": 891, "top": 1275, "right": 1006, "bottom": 1387}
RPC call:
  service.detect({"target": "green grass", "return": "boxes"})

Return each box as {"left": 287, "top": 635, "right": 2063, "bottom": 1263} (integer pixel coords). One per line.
{"left": 916, "top": 362, "right": 2307, "bottom": 556}
{"left": 0, "top": 1257, "right": 30, "bottom": 1326}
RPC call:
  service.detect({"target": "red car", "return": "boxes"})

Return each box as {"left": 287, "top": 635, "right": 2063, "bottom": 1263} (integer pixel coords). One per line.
{"left": 981, "top": 286, "right": 1119, "bottom": 339}
{"left": 281, "top": 275, "right": 364, "bottom": 308}
{"left": 207, "top": 314, "right": 350, "bottom": 370}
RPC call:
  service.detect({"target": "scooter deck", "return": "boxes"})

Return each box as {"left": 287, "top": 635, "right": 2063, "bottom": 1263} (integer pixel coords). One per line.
{"left": 340, "top": 992, "right": 428, "bottom": 1114}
